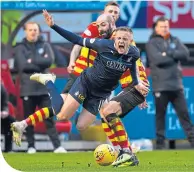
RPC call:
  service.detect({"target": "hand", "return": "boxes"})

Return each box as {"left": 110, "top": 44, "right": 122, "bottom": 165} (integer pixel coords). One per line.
{"left": 0, "top": 111, "right": 9, "bottom": 119}
{"left": 138, "top": 100, "right": 148, "bottom": 110}
{"left": 27, "top": 59, "right": 32, "bottom": 63}
{"left": 141, "top": 80, "right": 150, "bottom": 88}
{"left": 162, "top": 52, "right": 166, "bottom": 57}
{"left": 140, "top": 80, "right": 150, "bottom": 96}
{"left": 67, "top": 62, "right": 75, "bottom": 73}
{"left": 44, "top": 54, "right": 48, "bottom": 58}
{"left": 43, "top": 9, "right": 54, "bottom": 27}
{"left": 135, "top": 82, "right": 150, "bottom": 96}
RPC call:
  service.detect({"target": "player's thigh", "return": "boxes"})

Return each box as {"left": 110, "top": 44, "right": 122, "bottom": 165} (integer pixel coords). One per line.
{"left": 68, "top": 75, "right": 88, "bottom": 104}
{"left": 59, "top": 76, "right": 88, "bottom": 119}
{"left": 102, "top": 101, "right": 122, "bottom": 117}
{"left": 59, "top": 93, "right": 80, "bottom": 120}
{"left": 60, "top": 76, "right": 88, "bottom": 119}
{"left": 76, "top": 108, "right": 96, "bottom": 131}
{"left": 83, "top": 96, "right": 105, "bottom": 116}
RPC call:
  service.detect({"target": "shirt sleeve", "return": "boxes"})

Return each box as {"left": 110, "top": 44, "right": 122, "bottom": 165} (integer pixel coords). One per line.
{"left": 130, "top": 59, "right": 139, "bottom": 85}
{"left": 136, "top": 58, "right": 149, "bottom": 84}
{"left": 51, "top": 24, "right": 109, "bottom": 52}
{"left": 128, "top": 46, "right": 140, "bottom": 85}
{"left": 83, "top": 38, "right": 112, "bottom": 52}
{"left": 81, "top": 23, "right": 99, "bottom": 38}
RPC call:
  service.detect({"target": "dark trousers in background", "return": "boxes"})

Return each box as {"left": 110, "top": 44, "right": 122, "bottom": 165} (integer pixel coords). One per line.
{"left": 22, "top": 95, "right": 60, "bottom": 149}
{"left": 1, "top": 116, "right": 15, "bottom": 152}
{"left": 154, "top": 89, "right": 194, "bottom": 148}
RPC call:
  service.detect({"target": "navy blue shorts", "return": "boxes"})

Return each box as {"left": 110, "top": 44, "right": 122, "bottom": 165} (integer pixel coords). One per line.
{"left": 69, "top": 73, "right": 110, "bottom": 115}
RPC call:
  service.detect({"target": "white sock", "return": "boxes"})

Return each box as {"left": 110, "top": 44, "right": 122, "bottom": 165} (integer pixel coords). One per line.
{"left": 114, "top": 145, "right": 121, "bottom": 152}
{"left": 21, "top": 120, "right": 28, "bottom": 129}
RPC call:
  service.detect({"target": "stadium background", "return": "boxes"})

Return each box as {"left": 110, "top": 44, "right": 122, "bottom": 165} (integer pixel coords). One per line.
{"left": 1, "top": 0, "right": 194, "bottom": 151}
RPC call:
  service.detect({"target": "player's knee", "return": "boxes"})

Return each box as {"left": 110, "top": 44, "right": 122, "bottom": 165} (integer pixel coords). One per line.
{"left": 57, "top": 114, "right": 68, "bottom": 121}
{"left": 76, "top": 122, "right": 88, "bottom": 131}
{"left": 102, "top": 101, "right": 120, "bottom": 117}
{"left": 102, "top": 107, "right": 109, "bottom": 117}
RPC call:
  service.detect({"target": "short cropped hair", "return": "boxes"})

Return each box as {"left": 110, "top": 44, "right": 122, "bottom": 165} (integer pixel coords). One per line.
{"left": 23, "top": 21, "right": 41, "bottom": 31}
{"left": 111, "top": 27, "right": 133, "bottom": 39}
{"left": 105, "top": 1, "right": 119, "bottom": 8}
{"left": 155, "top": 16, "right": 169, "bottom": 26}
{"left": 113, "top": 26, "right": 133, "bottom": 34}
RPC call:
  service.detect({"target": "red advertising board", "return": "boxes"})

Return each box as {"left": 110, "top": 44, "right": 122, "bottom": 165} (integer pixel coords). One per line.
{"left": 147, "top": 1, "right": 194, "bottom": 28}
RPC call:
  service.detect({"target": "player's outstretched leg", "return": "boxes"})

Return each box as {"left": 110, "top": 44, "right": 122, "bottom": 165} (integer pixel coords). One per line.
{"left": 11, "top": 107, "right": 54, "bottom": 146}
{"left": 30, "top": 73, "right": 56, "bottom": 85}
{"left": 30, "top": 73, "right": 63, "bottom": 114}
{"left": 11, "top": 73, "right": 66, "bottom": 147}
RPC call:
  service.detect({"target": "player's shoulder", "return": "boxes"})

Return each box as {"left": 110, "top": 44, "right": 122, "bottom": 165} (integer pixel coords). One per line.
{"left": 87, "top": 22, "right": 98, "bottom": 33}
{"left": 90, "top": 22, "right": 97, "bottom": 27}
{"left": 129, "top": 45, "right": 139, "bottom": 52}
{"left": 82, "top": 22, "right": 99, "bottom": 38}
{"left": 85, "top": 22, "right": 97, "bottom": 29}
{"left": 128, "top": 45, "right": 140, "bottom": 59}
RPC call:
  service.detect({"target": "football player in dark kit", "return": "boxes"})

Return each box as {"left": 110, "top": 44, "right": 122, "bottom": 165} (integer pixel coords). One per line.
{"left": 40, "top": 10, "right": 148, "bottom": 166}
{"left": 13, "top": 10, "right": 148, "bottom": 166}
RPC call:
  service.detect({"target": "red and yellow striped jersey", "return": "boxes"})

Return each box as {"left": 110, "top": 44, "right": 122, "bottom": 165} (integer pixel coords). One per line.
{"left": 73, "top": 22, "right": 101, "bottom": 76}
{"left": 119, "top": 41, "right": 149, "bottom": 89}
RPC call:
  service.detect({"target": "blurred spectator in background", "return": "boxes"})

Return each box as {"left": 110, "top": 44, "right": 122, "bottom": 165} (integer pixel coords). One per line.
{"left": 14, "top": 21, "right": 66, "bottom": 153}
{"left": 1, "top": 43, "right": 6, "bottom": 59}
{"left": 146, "top": 16, "right": 194, "bottom": 149}
{"left": 51, "top": 45, "right": 69, "bottom": 67}
{"left": 1, "top": 83, "right": 15, "bottom": 152}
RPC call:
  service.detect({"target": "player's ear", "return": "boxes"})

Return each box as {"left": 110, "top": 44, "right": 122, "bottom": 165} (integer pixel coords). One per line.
{"left": 110, "top": 31, "right": 116, "bottom": 40}
{"left": 128, "top": 40, "right": 133, "bottom": 45}
{"left": 130, "top": 40, "right": 136, "bottom": 46}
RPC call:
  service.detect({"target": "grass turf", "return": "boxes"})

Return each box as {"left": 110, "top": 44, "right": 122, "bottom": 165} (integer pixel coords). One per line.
{"left": 3, "top": 150, "right": 194, "bottom": 172}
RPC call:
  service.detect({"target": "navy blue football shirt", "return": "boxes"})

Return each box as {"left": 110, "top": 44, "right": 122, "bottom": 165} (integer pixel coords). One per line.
{"left": 51, "top": 24, "right": 140, "bottom": 92}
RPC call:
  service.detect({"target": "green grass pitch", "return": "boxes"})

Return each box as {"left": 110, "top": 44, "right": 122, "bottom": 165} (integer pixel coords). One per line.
{"left": 3, "top": 150, "right": 194, "bottom": 172}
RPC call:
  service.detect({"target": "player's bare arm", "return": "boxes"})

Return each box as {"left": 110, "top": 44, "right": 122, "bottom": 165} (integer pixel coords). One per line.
{"left": 68, "top": 45, "right": 82, "bottom": 73}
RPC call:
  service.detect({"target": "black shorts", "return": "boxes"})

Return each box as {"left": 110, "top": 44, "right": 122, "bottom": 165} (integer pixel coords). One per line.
{"left": 111, "top": 86, "right": 145, "bottom": 118}
{"left": 62, "top": 73, "right": 78, "bottom": 93}
{"left": 69, "top": 73, "right": 110, "bottom": 115}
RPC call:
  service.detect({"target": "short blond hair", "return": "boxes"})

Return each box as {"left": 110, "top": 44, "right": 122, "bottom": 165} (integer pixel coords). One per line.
{"left": 113, "top": 27, "right": 133, "bottom": 34}
{"left": 111, "top": 26, "right": 133, "bottom": 39}
{"left": 105, "top": 1, "right": 119, "bottom": 8}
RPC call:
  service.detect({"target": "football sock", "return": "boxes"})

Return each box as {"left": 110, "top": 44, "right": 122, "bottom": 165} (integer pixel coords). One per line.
{"left": 105, "top": 113, "right": 131, "bottom": 152}
{"left": 25, "top": 107, "right": 54, "bottom": 126}
{"left": 101, "top": 118, "right": 120, "bottom": 151}
{"left": 45, "top": 81, "right": 64, "bottom": 114}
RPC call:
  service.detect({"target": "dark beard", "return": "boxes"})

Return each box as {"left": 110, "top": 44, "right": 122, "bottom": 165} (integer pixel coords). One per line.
{"left": 100, "top": 24, "right": 113, "bottom": 39}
